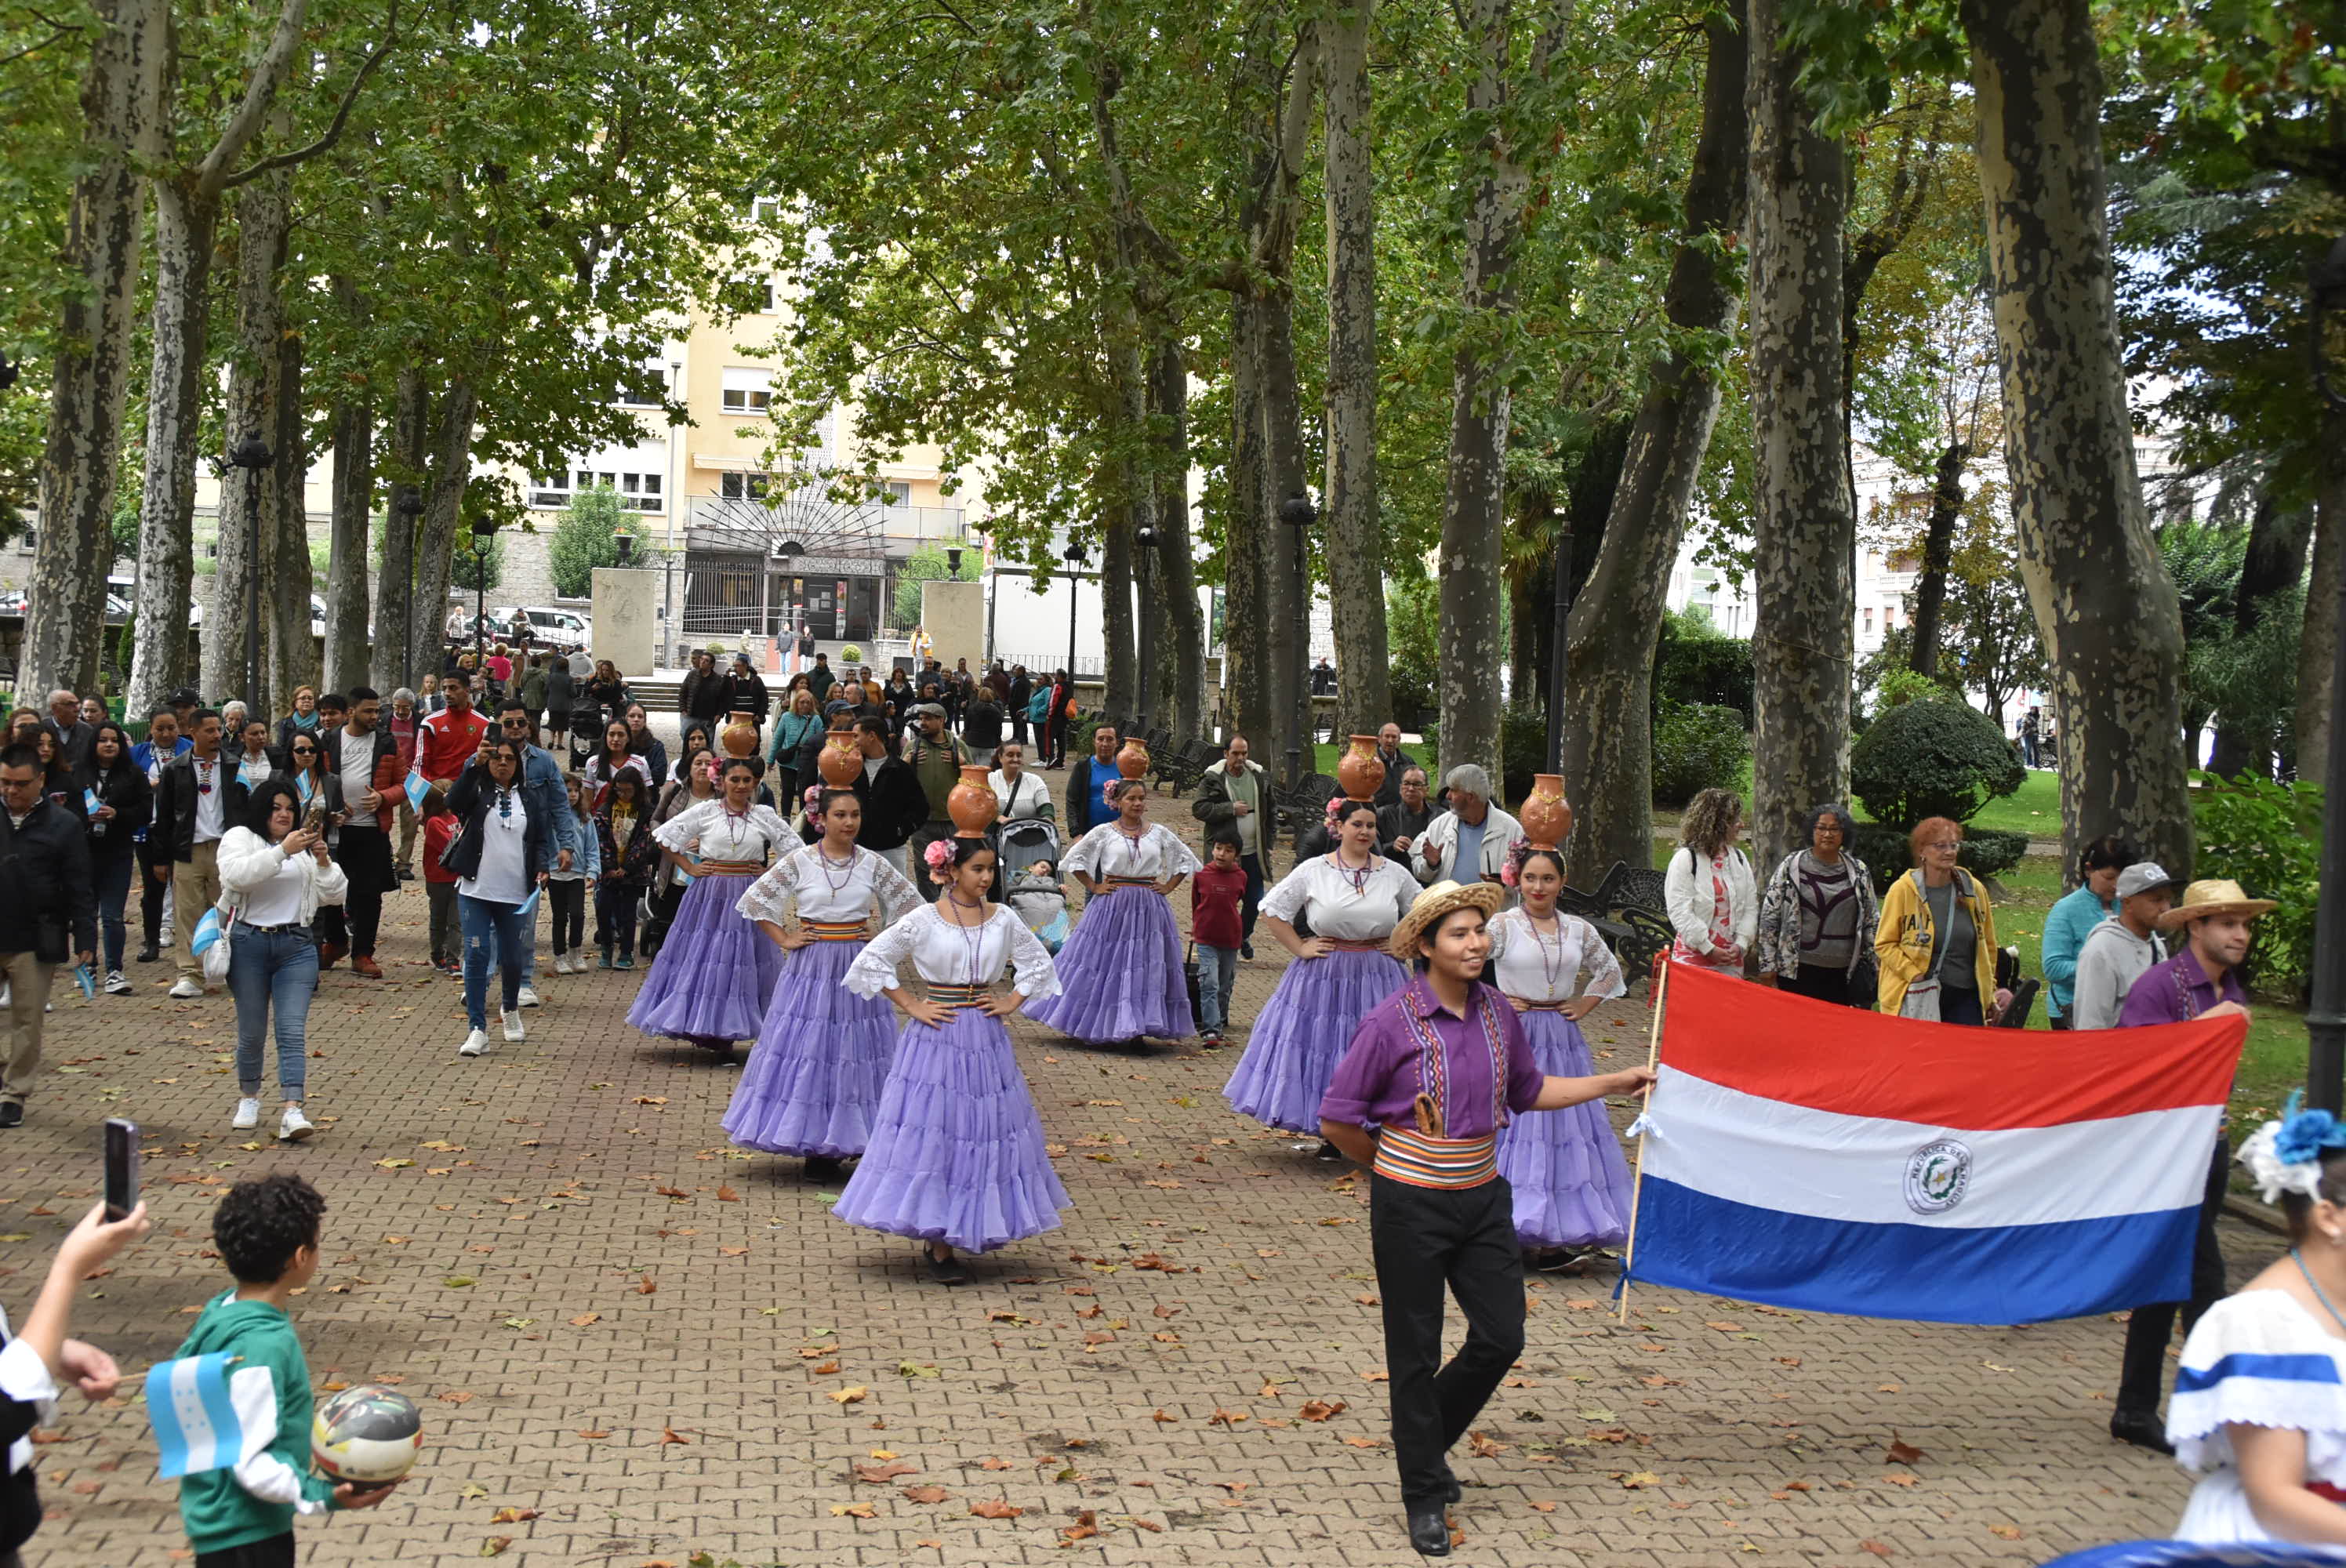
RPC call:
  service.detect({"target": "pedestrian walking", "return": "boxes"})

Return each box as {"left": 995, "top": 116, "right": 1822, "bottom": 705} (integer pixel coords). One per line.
{"left": 1663, "top": 787, "right": 1756, "bottom": 978}
{"left": 1753, "top": 803, "right": 1878, "bottom": 1005}
{"left": 2068, "top": 862, "right": 2181, "bottom": 1031}
{"left": 387, "top": 687, "right": 423, "bottom": 880}
{"left": 131, "top": 707, "right": 189, "bottom": 964}
{"left": 1189, "top": 829, "right": 1247, "bottom": 1044}
{"left": 318, "top": 688, "right": 402, "bottom": 979}
{"left": 1872, "top": 818, "right": 2014, "bottom": 1024}
{"left": 0, "top": 743, "right": 96, "bottom": 1125}
{"left": 593, "top": 769, "right": 653, "bottom": 969}
{"left": 1189, "top": 735, "right": 1271, "bottom": 957}
{"left": 76, "top": 721, "right": 151, "bottom": 996}
{"left": 845, "top": 717, "right": 928, "bottom": 876}
{"left": 2043, "top": 836, "right": 2134, "bottom": 1030}
{"left": 216, "top": 779, "right": 347, "bottom": 1142}
{"left": 158, "top": 712, "right": 247, "bottom": 999}
{"left": 768, "top": 687, "right": 826, "bottom": 813}
{"left": 445, "top": 739, "right": 549, "bottom": 1058}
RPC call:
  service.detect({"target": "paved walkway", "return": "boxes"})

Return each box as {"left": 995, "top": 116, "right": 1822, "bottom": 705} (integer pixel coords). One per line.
{"left": 10, "top": 818, "right": 2259, "bottom": 1566}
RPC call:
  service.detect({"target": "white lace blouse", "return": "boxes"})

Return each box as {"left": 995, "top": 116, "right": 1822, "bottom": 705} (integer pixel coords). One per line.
{"left": 1487, "top": 908, "right": 1627, "bottom": 1004}
{"left": 651, "top": 799, "right": 795, "bottom": 862}
{"left": 1258, "top": 854, "right": 1422, "bottom": 942}
{"left": 736, "top": 843, "right": 921, "bottom": 927}
{"left": 844, "top": 903, "right": 1061, "bottom": 1000}
{"left": 2171, "top": 1289, "right": 2346, "bottom": 1547}
{"left": 1062, "top": 822, "right": 1201, "bottom": 882}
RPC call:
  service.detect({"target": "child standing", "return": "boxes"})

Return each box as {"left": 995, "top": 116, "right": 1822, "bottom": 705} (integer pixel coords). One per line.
{"left": 1190, "top": 829, "right": 1247, "bottom": 1044}
{"left": 594, "top": 769, "right": 653, "bottom": 970}
{"left": 172, "top": 1175, "right": 396, "bottom": 1564}
{"left": 421, "top": 793, "right": 461, "bottom": 976}
{"left": 547, "top": 775, "right": 600, "bottom": 975}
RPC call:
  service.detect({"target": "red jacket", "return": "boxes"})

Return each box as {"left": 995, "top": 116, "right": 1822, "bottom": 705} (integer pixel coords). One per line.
{"left": 1190, "top": 862, "right": 1247, "bottom": 950}
{"left": 414, "top": 707, "right": 488, "bottom": 786}
{"left": 423, "top": 813, "right": 461, "bottom": 884}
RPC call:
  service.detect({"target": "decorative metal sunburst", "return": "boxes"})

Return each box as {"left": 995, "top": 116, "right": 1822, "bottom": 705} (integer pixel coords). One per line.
{"left": 686, "top": 471, "right": 890, "bottom": 572}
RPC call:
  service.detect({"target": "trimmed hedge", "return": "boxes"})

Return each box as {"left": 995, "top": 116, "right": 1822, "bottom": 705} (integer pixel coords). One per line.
{"left": 1651, "top": 702, "right": 1751, "bottom": 806}
{"left": 1850, "top": 823, "right": 2031, "bottom": 895}
{"left": 1849, "top": 696, "right": 2026, "bottom": 827}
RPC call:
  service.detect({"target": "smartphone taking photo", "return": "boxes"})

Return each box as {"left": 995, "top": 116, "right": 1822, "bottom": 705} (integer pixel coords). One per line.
{"left": 103, "top": 1118, "right": 140, "bottom": 1221}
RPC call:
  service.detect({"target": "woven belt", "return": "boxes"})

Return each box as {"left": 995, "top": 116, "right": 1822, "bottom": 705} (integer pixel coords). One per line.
{"left": 1373, "top": 1124, "right": 1499, "bottom": 1189}
{"left": 926, "top": 981, "right": 990, "bottom": 1009}
{"left": 798, "top": 918, "right": 868, "bottom": 942}
{"left": 1520, "top": 999, "right": 1571, "bottom": 1012}
{"left": 1325, "top": 938, "right": 1387, "bottom": 953}
{"left": 695, "top": 860, "right": 764, "bottom": 877}
{"left": 1105, "top": 876, "right": 1157, "bottom": 888}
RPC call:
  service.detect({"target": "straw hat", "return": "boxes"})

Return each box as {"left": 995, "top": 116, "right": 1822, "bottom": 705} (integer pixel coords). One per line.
{"left": 1386, "top": 880, "right": 1505, "bottom": 962}
{"left": 2154, "top": 877, "right": 2277, "bottom": 931}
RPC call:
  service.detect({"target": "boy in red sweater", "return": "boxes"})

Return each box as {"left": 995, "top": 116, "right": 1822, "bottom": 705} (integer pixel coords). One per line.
{"left": 422, "top": 795, "right": 461, "bottom": 975}
{"left": 1190, "top": 829, "right": 1248, "bottom": 1043}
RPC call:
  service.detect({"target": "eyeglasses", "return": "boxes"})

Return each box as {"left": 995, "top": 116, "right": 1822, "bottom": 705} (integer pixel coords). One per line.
{"left": 1923, "top": 842, "right": 1959, "bottom": 853}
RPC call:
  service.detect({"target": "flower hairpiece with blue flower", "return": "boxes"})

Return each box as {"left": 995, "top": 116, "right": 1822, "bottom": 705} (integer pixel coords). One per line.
{"left": 2239, "top": 1090, "right": 2346, "bottom": 1203}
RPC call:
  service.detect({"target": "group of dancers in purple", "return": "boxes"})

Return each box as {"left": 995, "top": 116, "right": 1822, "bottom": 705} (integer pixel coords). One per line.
{"left": 622, "top": 776, "right": 1635, "bottom": 1280}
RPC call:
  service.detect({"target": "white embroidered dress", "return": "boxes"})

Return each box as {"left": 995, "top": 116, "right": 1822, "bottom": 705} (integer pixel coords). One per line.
{"left": 845, "top": 903, "right": 1062, "bottom": 1001}
{"left": 1060, "top": 821, "right": 1200, "bottom": 884}
{"left": 736, "top": 844, "right": 921, "bottom": 929}
{"left": 652, "top": 799, "right": 796, "bottom": 864}
{"left": 1258, "top": 853, "right": 1422, "bottom": 942}
{"left": 1487, "top": 909, "right": 1627, "bottom": 1004}
{"left": 2170, "top": 1288, "right": 2346, "bottom": 1549}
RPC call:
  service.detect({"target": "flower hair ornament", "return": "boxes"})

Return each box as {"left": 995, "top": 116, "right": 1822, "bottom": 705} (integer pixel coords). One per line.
{"left": 1324, "top": 794, "right": 1346, "bottom": 826}
{"left": 922, "top": 837, "right": 957, "bottom": 873}
{"left": 1498, "top": 837, "right": 1531, "bottom": 888}
{"left": 2239, "top": 1090, "right": 2346, "bottom": 1204}
{"left": 803, "top": 784, "right": 823, "bottom": 811}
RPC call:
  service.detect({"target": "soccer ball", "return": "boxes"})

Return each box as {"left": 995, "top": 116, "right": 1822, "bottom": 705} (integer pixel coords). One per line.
{"left": 310, "top": 1385, "right": 423, "bottom": 1486}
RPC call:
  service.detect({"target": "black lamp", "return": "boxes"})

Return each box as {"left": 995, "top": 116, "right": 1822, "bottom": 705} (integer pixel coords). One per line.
{"left": 227, "top": 434, "right": 274, "bottom": 716}
{"left": 469, "top": 510, "right": 499, "bottom": 671}
{"left": 615, "top": 531, "right": 635, "bottom": 566}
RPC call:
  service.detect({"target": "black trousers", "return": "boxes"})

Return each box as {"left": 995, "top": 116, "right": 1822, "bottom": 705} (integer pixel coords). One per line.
{"left": 2117, "top": 1135, "right": 2232, "bottom": 1417}
{"left": 1782, "top": 963, "right": 1852, "bottom": 1006}
{"left": 1238, "top": 851, "right": 1266, "bottom": 943}
{"left": 332, "top": 826, "right": 394, "bottom": 956}
{"left": 547, "top": 879, "right": 586, "bottom": 953}
{"left": 1371, "top": 1173, "right": 1525, "bottom": 1510}
{"left": 195, "top": 1532, "right": 296, "bottom": 1568}
{"left": 137, "top": 837, "right": 173, "bottom": 945}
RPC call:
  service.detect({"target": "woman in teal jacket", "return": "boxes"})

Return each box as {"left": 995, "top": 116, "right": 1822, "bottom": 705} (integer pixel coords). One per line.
{"left": 2039, "top": 836, "right": 2134, "bottom": 1029}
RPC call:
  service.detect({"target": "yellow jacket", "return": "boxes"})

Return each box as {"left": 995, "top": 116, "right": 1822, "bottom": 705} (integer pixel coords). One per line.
{"left": 1873, "top": 867, "right": 1999, "bottom": 1013}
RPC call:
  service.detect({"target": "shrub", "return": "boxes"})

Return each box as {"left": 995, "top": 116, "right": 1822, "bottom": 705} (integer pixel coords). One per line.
{"left": 1874, "top": 666, "right": 1948, "bottom": 712}
{"left": 1850, "top": 823, "right": 2030, "bottom": 895}
{"left": 1651, "top": 702, "right": 1751, "bottom": 806}
{"left": 1652, "top": 611, "right": 1753, "bottom": 721}
{"left": 1848, "top": 696, "right": 2025, "bottom": 827}
{"left": 2192, "top": 770, "right": 2322, "bottom": 992}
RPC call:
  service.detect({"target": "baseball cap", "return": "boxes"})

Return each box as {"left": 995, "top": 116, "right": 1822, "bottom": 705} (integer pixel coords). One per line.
{"left": 2114, "top": 862, "right": 2182, "bottom": 900}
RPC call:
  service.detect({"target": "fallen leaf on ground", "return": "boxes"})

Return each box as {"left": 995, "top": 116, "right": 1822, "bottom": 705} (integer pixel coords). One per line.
{"left": 970, "top": 1498, "right": 1020, "bottom": 1519}
{"left": 811, "top": 1360, "right": 840, "bottom": 1374}
{"left": 830, "top": 1386, "right": 869, "bottom": 1404}
{"left": 855, "top": 1461, "right": 916, "bottom": 1483}
{"left": 902, "top": 1485, "right": 950, "bottom": 1504}
{"left": 638, "top": 1276, "right": 657, "bottom": 1294}
{"left": 716, "top": 1185, "right": 739, "bottom": 1201}
{"left": 659, "top": 1428, "right": 691, "bottom": 1445}
{"left": 1062, "top": 1510, "right": 1099, "bottom": 1542}
{"left": 479, "top": 1541, "right": 511, "bottom": 1558}
{"left": 1989, "top": 1525, "right": 2023, "bottom": 1541}
{"left": 1618, "top": 1471, "right": 1661, "bottom": 1489}
{"left": 1298, "top": 1399, "right": 1346, "bottom": 1421}
{"left": 1342, "top": 1436, "right": 1385, "bottom": 1448}
{"left": 1885, "top": 1438, "right": 1924, "bottom": 1466}
{"left": 1861, "top": 1542, "right": 1893, "bottom": 1559}
{"left": 1208, "top": 1408, "right": 1249, "bottom": 1427}
{"left": 576, "top": 1429, "right": 611, "bottom": 1439}
{"left": 830, "top": 1502, "right": 876, "bottom": 1518}
{"left": 488, "top": 1507, "right": 539, "bottom": 1523}
{"left": 1530, "top": 1500, "right": 1556, "bottom": 1512}
{"left": 980, "top": 1457, "right": 1015, "bottom": 1470}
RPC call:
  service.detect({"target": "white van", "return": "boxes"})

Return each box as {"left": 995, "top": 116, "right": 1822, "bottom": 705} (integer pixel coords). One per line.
{"left": 508, "top": 605, "right": 592, "bottom": 651}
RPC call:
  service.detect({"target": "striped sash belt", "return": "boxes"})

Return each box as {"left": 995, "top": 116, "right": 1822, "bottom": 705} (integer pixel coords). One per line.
{"left": 1106, "top": 876, "right": 1157, "bottom": 888}
{"left": 799, "top": 919, "right": 867, "bottom": 942}
{"left": 926, "top": 981, "right": 990, "bottom": 1009}
{"left": 696, "top": 860, "right": 764, "bottom": 877}
{"left": 1373, "top": 1123, "right": 1499, "bottom": 1189}
{"left": 1520, "top": 999, "right": 1570, "bottom": 1012}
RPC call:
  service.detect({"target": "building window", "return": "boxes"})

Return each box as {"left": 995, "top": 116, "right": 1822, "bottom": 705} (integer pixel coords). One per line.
{"left": 528, "top": 474, "right": 572, "bottom": 509}
{"left": 881, "top": 481, "right": 911, "bottom": 508}
{"left": 721, "top": 471, "right": 775, "bottom": 501}
{"left": 1863, "top": 608, "right": 1874, "bottom": 634}
{"left": 617, "top": 370, "right": 666, "bottom": 407}
{"left": 1886, "top": 548, "right": 1919, "bottom": 573}
{"left": 619, "top": 473, "right": 662, "bottom": 512}
{"left": 724, "top": 276, "right": 776, "bottom": 316}
{"left": 721, "top": 367, "right": 772, "bottom": 415}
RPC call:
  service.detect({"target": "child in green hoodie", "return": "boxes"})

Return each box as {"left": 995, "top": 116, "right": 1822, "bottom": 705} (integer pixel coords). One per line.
{"left": 172, "top": 1174, "right": 397, "bottom": 1566}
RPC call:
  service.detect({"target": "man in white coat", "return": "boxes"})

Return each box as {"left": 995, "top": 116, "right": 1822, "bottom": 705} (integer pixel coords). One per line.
{"left": 1416, "top": 764, "right": 1521, "bottom": 888}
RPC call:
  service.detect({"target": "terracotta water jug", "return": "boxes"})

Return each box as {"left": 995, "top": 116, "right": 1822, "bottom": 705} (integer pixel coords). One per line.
{"left": 1519, "top": 773, "right": 1573, "bottom": 850}
{"left": 720, "top": 710, "right": 758, "bottom": 760}
{"left": 1336, "top": 735, "right": 1385, "bottom": 804}
{"left": 948, "top": 764, "right": 998, "bottom": 838}
{"left": 817, "top": 725, "right": 861, "bottom": 789}
{"left": 1116, "top": 735, "right": 1149, "bottom": 780}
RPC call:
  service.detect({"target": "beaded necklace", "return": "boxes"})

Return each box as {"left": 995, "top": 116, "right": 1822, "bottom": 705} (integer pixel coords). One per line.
{"left": 1519, "top": 905, "right": 1567, "bottom": 996}
{"left": 944, "top": 891, "right": 989, "bottom": 982}
{"left": 1328, "top": 848, "right": 1375, "bottom": 897}
{"left": 815, "top": 840, "right": 860, "bottom": 897}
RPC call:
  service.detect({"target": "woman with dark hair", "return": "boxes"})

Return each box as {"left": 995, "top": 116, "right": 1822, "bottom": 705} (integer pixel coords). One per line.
{"left": 1490, "top": 844, "right": 1633, "bottom": 1269}
{"left": 2041, "top": 834, "right": 2137, "bottom": 1029}
{"left": 216, "top": 778, "right": 347, "bottom": 1141}
{"left": 641, "top": 737, "right": 718, "bottom": 956}
{"left": 1662, "top": 786, "right": 1755, "bottom": 977}
{"left": 2164, "top": 1106, "right": 2346, "bottom": 1544}
{"left": 75, "top": 721, "right": 151, "bottom": 994}
{"left": 626, "top": 757, "right": 795, "bottom": 1055}
{"left": 835, "top": 834, "right": 1065, "bottom": 1284}
{"left": 1873, "top": 817, "right": 2013, "bottom": 1024}
{"left": 582, "top": 718, "right": 654, "bottom": 808}
{"left": 445, "top": 737, "right": 547, "bottom": 1058}
{"left": 29, "top": 727, "right": 69, "bottom": 805}
{"left": 1753, "top": 804, "right": 1879, "bottom": 1006}
{"left": 1223, "top": 797, "right": 1421, "bottom": 1156}
{"left": 1023, "top": 776, "right": 1200, "bottom": 1046}
{"left": 593, "top": 768, "right": 656, "bottom": 968}
{"left": 581, "top": 659, "right": 631, "bottom": 733}
{"left": 726, "top": 787, "right": 921, "bottom": 1178}
{"left": 623, "top": 702, "right": 670, "bottom": 789}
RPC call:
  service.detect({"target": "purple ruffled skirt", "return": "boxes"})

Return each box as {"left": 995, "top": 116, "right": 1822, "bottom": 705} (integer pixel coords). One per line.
{"left": 1496, "top": 1008, "right": 1633, "bottom": 1248}
{"left": 1222, "top": 947, "right": 1407, "bottom": 1134}
{"left": 830, "top": 1006, "right": 1071, "bottom": 1253}
{"left": 626, "top": 873, "right": 783, "bottom": 1044}
{"left": 721, "top": 938, "right": 898, "bottom": 1157}
{"left": 1022, "top": 884, "right": 1194, "bottom": 1042}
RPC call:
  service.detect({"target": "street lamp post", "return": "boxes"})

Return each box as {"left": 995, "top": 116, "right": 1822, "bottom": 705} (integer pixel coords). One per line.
{"left": 470, "top": 513, "right": 499, "bottom": 681}
{"left": 391, "top": 488, "right": 425, "bottom": 691}
{"left": 1278, "top": 494, "right": 1316, "bottom": 788}
{"left": 1545, "top": 518, "right": 1575, "bottom": 772}
{"left": 2303, "top": 236, "right": 2346, "bottom": 1111}
{"left": 227, "top": 434, "right": 273, "bottom": 717}
{"left": 1131, "top": 524, "right": 1159, "bottom": 735}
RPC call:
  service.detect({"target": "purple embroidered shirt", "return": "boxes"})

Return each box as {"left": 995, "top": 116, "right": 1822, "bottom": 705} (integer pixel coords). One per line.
{"left": 2116, "top": 947, "right": 2247, "bottom": 1028}
{"left": 1318, "top": 976, "right": 1545, "bottom": 1140}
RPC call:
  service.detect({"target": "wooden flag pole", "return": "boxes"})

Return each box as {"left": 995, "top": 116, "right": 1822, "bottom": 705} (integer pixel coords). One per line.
{"left": 1616, "top": 957, "right": 1671, "bottom": 1323}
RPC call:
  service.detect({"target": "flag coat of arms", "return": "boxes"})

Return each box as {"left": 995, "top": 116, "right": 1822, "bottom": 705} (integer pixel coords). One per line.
{"left": 1624, "top": 964, "right": 2247, "bottom": 1325}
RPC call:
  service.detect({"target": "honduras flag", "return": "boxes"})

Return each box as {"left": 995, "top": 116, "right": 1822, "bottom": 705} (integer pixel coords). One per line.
{"left": 146, "top": 1352, "right": 267, "bottom": 1477}
{"left": 1624, "top": 964, "right": 2246, "bottom": 1325}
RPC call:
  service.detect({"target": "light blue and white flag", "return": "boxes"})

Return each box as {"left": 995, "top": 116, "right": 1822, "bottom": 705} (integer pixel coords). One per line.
{"left": 189, "top": 909, "right": 225, "bottom": 958}
{"left": 145, "top": 1352, "right": 264, "bottom": 1478}
{"left": 403, "top": 769, "right": 430, "bottom": 811}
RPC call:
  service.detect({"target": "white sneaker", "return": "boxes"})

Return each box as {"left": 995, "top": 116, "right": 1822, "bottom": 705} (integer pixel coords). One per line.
{"left": 459, "top": 1028, "right": 489, "bottom": 1058}
{"left": 168, "top": 978, "right": 204, "bottom": 1000}
{"left": 104, "top": 970, "right": 133, "bottom": 996}
{"left": 502, "top": 1009, "right": 526, "bottom": 1043}
{"left": 516, "top": 984, "right": 542, "bottom": 1009}
{"left": 553, "top": 955, "right": 573, "bottom": 976}
{"left": 231, "top": 1097, "right": 260, "bottom": 1130}
{"left": 159, "top": 924, "right": 175, "bottom": 947}
{"left": 277, "top": 1105, "right": 314, "bottom": 1142}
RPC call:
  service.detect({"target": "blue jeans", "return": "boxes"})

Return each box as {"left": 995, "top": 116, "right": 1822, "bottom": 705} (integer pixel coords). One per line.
{"left": 1196, "top": 944, "right": 1238, "bottom": 1032}
{"left": 459, "top": 894, "right": 530, "bottom": 1029}
{"left": 227, "top": 925, "right": 318, "bottom": 1098}
{"left": 93, "top": 853, "right": 134, "bottom": 972}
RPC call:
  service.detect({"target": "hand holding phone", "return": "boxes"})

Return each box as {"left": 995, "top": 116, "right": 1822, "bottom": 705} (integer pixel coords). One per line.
{"left": 103, "top": 1118, "right": 140, "bottom": 1221}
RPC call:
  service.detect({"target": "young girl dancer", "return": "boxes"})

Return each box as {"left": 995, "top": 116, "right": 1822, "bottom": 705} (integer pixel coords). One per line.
{"left": 1023, "top": 777, "right": 1199, "bottom": 1044}
{"left": 726, "top": 788, "right": 921, "bottom": 1180}
{"left": 1225, "top": 797, "right": 1422, "bottom": 1158}
{"left": 835, "top": 837, "right": 1066, "bottom": 1284}
{"left": 626, "top": 757, "right": 796, "bottom": 1056}
{"left": 1491, "top": 844, "right": 1633, "bottom": 1270}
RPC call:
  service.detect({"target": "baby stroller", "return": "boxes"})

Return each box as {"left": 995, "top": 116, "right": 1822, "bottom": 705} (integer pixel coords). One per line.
{"left": 993, "top": 816, "right": 1061, "bottom": 895}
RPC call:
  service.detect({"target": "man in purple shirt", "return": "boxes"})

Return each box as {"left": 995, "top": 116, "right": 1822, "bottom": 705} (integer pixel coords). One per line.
{"left": 1318, "top": 880, "right": 1651, "bottom": 1558}
{"left": 2108, "top": 878, "right": 2269, "bottom": 1454}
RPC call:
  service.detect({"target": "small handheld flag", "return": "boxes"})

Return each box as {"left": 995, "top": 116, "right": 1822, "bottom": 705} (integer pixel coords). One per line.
{"left": 146, "top": 1352, "right": 259, "bottom": 1478}
{"left": 403, "top": 771, "right": 430, "bottom": 812}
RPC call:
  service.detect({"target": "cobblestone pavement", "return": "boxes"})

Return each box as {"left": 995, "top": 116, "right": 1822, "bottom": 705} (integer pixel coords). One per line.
{"left": 9, "top": 821, "right": 2264, "bottom": 1566}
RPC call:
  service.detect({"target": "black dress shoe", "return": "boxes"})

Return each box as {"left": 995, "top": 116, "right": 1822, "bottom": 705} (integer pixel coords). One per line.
{"left": 926, "top": 1248, "right": 969, "bottom": 1286}
{"left": 2109, "top": 1408, "right": 2174, "bottom": 1455}
{"left": 1407, "top": 1506, "right": 1451, "bottom": 1556}
{"left": 805, "top": 1156, "right": 844, "bottom": 1183}
{"left": 0, "top": 1103, "right": 23, "bottom": 1128}
{"left": 136, "top": 941, "right": 159, "bottom": 964}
